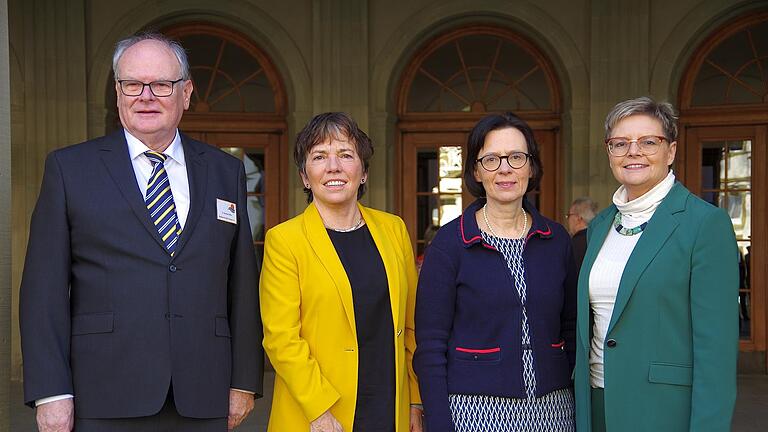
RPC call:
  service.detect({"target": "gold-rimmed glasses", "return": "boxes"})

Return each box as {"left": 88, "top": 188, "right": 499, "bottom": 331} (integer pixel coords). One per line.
{"left": 604, "top": 135, "right": 667, "bottom": 157}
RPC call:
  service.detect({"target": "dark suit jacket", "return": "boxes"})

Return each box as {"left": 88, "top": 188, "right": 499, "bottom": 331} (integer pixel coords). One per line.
{"left": 571, "top": 228, "right": 587, "bottom": 271}
{"left": 19, "top": 130, "right": 263, "bottom": 419}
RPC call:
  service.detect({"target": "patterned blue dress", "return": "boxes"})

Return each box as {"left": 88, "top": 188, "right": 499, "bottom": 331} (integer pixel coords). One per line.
{"left": 448, "top": 232, "right": 575, "bottom": 432}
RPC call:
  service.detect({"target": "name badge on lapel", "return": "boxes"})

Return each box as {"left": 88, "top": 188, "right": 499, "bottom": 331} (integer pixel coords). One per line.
{"left": 216, "top": 198, "right": 238, "bottom": 224}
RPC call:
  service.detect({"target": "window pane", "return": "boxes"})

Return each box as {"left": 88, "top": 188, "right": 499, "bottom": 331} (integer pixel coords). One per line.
{"left": 696, "top": 135, "right": 752, "bottom": 340}
{"left": 222, "top": 147, "right": 266, "bottom": 243}
{"left": 739, "top": 240, "right": 752, "bottom": 340}
{"left": 439, "top": 146, "right": 463, "bottom": 193}
{"left": 701, "top": 141, "right": 726, "bottom": 191}
{"left": 739, "top": 291, "right": 752, "bottom": 339}
{"left": 439, "top": 194, "right": 463, "bottom": 226}
{"left": 417, "top": 150, "right": 438, "bottom": 193}
{"left": 417, "top": 195, "right": 439, "bottom": 241}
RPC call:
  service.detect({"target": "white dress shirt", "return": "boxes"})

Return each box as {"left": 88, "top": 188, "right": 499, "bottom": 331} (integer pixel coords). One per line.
{"left": 126, "top": 129, "right": 190, "bottom": 229}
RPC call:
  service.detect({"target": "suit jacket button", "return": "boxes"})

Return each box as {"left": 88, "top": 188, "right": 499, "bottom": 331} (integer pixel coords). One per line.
{"left": 169, "top": 265, "right": 177, "bottom": 272}
{"left": 606, "top": 339, "right": 617, "bottom": 348}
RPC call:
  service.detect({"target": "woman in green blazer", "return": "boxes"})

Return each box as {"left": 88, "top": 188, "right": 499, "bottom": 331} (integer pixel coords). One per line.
{"left": 573, "top": 97, "right": 739, "bottom": 431}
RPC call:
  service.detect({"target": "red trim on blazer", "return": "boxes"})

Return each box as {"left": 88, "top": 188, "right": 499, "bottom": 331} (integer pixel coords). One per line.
{"left": 526, "top": 228, "right": 552, "bottom": 241}
{"left": 455, "top": 347, "right": 501, "bottom": 354}
{"left": 460, "top": 212, "right": 498, "bottom": 250}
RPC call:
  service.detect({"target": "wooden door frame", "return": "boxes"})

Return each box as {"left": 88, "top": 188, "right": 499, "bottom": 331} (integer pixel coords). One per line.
{"left": 180, "top": 113, "right": 289, "bottom": 226}
{"left": 680, "top": 124, "right": 767, "bottom": 353}
{"left": 394, "top": 24, "right": 563, "bottom": 248}
{"left": 396, "top": 116, "right": 561, "bottom": 245}
{"left": 678, "top": 9, "right": 768, "bottom": 364}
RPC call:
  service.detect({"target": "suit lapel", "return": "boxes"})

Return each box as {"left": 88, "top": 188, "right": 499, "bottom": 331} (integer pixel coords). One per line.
{"left": 607, "top": 183, "right": 687, "bottom": 333}
{"left": 303, "top": 203, "right": 358, "bottom": 339}
{"left": 100, "top": 130, "right": 167, "bottom": 252}
{"left": 172, "top": 135, "right": 207, "bottom": 259}
{"left": 577, "top": 208, "right": 615, "bottom": 348}
{"left": 361, "top": 205, "right": 402, "bottom": 330}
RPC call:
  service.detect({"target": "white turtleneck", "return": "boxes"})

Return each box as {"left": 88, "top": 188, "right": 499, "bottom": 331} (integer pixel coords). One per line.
{"left": 588, "top": 170, "right": 676, "bottom": 388}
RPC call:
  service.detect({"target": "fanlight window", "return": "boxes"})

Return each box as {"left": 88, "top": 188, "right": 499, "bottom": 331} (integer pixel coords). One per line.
{"left": 401, "top": 28, "right": 558, "bottom": 113}
{"left": 690, "top": 17, "right": 768, "bottom": 106}
{"left": 168, "top": 26, "right": 282, "bottom": 113}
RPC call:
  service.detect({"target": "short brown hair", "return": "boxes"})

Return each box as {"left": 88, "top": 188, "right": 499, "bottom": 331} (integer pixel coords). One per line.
{"left": 294, "top": 112, "right": 374, "bottom": 202}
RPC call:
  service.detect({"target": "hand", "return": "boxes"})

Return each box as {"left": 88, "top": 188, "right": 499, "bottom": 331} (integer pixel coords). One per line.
{"left": 227, "top": 389, "right": 255, "bottom": 430}
{"left": 410, "top": 406, "right": 424, "bottom": 432}
{"left": 310, "top": 410, "right": 343, "bottom": 432}
{"left": 36, "top": 398, "right": 74, "bottom": 432}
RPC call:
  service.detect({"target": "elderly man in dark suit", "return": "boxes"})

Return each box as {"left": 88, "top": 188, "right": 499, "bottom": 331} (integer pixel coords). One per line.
{"left": 19, "top": 32, "right": 263, "bottom": 431}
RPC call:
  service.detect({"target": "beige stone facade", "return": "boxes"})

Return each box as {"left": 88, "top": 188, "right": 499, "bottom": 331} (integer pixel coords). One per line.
{"left": 4, "top": 0, "right": 767, "bottom": 410}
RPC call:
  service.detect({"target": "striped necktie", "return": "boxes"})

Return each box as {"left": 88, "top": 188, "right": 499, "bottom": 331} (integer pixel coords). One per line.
{"left": 145, "top": 151, "right": 182, "bottom": 256}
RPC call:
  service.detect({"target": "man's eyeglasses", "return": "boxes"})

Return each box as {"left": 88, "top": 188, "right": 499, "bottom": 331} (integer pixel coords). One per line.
{"left": 117, "top": 78, "right": 185, "bottom": 97}
{"left": 604, "top": 135, "right": 667, "bottom": 157}
{"left": 476, "top": 152, "right": 531, "bottom": 171}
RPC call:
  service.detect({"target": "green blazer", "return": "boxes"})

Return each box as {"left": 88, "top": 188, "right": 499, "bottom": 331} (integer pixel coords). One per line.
{"left": 574, "top": 182, "right": 739, "bottom": 431}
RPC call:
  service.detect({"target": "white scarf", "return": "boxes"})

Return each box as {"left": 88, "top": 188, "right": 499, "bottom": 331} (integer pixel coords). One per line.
{"left": 612, "top": 170, "right": 675, "bottom": 227}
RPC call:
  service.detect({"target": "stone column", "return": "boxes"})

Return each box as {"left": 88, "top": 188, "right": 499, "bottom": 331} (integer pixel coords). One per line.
{"left": 9, "top": 0, "right": 88, "bottom": 381}
{"left": 309, "top": 0, "right": 382, "bottom": 208}
{"left": 1, "top": 0, "right": 12, "bottom": 427}
{"left": 588, "top": 0, "right": 651, "bottom": 203}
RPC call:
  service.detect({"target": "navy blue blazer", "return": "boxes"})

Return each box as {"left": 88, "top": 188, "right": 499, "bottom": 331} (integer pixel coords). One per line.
{"left": 19, "top": 130, "right": 263, "bottom": 419}
{"left": 414, "top": 199, "right": 577, "bottom": 431}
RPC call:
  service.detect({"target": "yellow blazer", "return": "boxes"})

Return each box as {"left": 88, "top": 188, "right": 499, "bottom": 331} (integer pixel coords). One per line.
{"left": 260, "top": 202, "right": 420, "bottom": 431}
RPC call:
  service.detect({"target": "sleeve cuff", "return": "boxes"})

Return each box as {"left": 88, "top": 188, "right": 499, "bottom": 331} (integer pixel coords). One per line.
{"left": 231, "top": 388, "right": 255, "bottom": 395}
{"left": 36, "top": 394, "right": 74, "bottom": 407}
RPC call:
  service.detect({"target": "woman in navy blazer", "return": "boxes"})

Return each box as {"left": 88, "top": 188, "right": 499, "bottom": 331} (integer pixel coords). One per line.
{"left": 414, "top": 113, "right": 577, "bottom": 432}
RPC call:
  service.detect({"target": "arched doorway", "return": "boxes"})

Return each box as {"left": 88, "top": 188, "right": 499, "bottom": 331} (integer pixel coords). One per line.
{"left": 396, "top": 25, "right": 562, "bottom": 253}
{"left": 162, "top": 23, "right": 289, "bottom": 265}
{"left": 678, "top": 12, "right": 768, "bottom": 367}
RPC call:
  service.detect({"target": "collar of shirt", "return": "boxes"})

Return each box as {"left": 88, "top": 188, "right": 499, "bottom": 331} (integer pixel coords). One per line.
{"left": 124, "top": 129, "right": 186, "bottom": 167}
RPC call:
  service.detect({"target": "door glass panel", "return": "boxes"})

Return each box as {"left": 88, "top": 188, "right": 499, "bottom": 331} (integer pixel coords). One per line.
{"left": 439, "top": 146, "right": 463, "bottom": 193}
{"left": 699, "top": 139, "right": 752, "bottom": 339}
{"left": 416, "top": 194, "right": 439, "bottom": 255}
{"left": 222, "top": 147, "right": 266, "bottom": 267}
{"left": 415, "top": 146, "right": 463, "bottom": 254}
{"left": 417, "top": 151, "right": 439, "bottom": 193}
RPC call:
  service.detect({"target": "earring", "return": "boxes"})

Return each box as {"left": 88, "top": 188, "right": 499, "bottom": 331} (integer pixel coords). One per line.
{"left": 361, "top": 178, "right": 366, "bottom": 184}
{"left": 304, "top": 184, "right": 310, "bottom": 188}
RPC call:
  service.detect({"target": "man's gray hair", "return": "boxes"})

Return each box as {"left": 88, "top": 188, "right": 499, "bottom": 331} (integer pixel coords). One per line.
{"left": 571, "top": 196, "right": 598, "bottom": 223}
{"left": 604, "top": 96, "right": 678, "bottom": 141}
{"left": 112, "top": 32, "right": 191, "bottom": 80}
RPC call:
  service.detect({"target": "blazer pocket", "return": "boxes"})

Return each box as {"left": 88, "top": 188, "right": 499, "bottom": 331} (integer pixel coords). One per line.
{"left": 215, "top": 315, "right": 231, "bottom": 337}
{"left": 454, "top": 347, "right": 502, "bottom": 363}
{"left": 648, "top": 362, "right": 693, "bottom": 387}
{"left": 71, "top": 312, "right": 114, "bottom": 335}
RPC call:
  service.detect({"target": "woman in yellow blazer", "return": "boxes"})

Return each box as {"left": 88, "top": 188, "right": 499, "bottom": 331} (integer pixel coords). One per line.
{"left": 260, "top": 112, "right": 422, "bottom": 432}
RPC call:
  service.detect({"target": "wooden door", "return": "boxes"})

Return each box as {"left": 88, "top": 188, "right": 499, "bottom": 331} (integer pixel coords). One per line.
{"left": 400, "top": 128, "right": 559, "bottom": 252}
{"left": 684, "top": 125, "right": 767, "bottom": 352}
{"left": 183, "top": 130, "right": 283, "bottom": 266}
